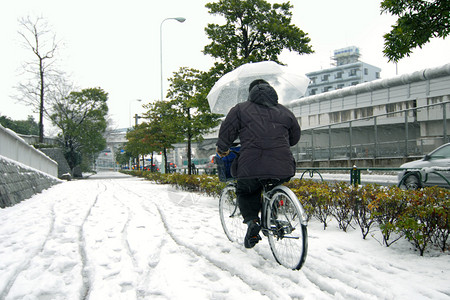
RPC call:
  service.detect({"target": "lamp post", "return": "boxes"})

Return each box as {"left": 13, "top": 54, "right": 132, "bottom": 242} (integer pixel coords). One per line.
{"left": 128, "top": 99, "right": 142, "bottom": 170}
{"left": 160, "top": 17, "right": 186, "bottom": 101}
{"left": 160, "top": 17, "right": 185, "bottom": 174}
{"left": 129, "top": 99, "right": 142, "bottom": 128}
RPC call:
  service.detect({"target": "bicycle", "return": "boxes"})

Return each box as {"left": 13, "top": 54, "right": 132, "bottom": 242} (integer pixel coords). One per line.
{"left": 217, "top": 151, "right": 308, "bottom": 270}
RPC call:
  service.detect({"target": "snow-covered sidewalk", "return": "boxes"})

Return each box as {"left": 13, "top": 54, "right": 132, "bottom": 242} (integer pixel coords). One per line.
{"left": 0, "top": 171, "right": 449, "bottom": 300}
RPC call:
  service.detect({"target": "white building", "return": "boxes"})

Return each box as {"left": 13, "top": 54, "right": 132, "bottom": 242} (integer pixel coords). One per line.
{"left": 305, "top": 46, "right": 381, "bottom": 96}
{"left": 287, "top": 63, "right": 450, "bottom": 167}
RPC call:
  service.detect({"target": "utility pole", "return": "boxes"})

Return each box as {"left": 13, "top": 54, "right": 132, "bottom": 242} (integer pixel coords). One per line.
{"left": 134, "top": 114, "right": 141, "bottom": 127}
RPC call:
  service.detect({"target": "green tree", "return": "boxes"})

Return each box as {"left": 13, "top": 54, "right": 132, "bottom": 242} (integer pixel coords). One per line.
{"left": 125, "top": 123, "right": 155, "bottom": 170}
{"left": 0, "top": 115, "right": 39, "bottom": 135}
{"left": 204, "top": 0, "right": 313, "bottom": 74}
{"left": 166, "top": 67, "right": 222, "bottom": 174}
{"left": 381, "top": 0, "right": 450, "bottom": 62}
{"left": 141, "top": 100, "right": 179, "bottom": 169}
{"left": 50, "top": 87, "right": 109, "bottom": 172}
{"left": 115, "top": 147, "right": 132, "bottom": 168}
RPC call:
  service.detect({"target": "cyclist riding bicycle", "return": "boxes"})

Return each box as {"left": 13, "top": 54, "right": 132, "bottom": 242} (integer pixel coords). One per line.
{"left": 216, "top": 79, "right": 301, "bottom": 248}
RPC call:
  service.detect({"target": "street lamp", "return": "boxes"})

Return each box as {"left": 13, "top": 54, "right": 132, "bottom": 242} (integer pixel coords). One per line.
{"left": 129, "top": 99, "right": 142, "bottom": 128}
{"left": 160, "top": 17, "right": 185, "bottom": 174}
{"left": 160, "top": 17, "right": 186, "bottom": 101}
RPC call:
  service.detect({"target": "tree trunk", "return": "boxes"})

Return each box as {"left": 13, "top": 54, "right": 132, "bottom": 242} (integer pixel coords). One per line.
{"left": 163, "top": 147, "right": 168, "bottom": 174}
{"left": 186, "top": 108, "right": 193, "bottom": 175}
{"left": 187, "top": 136, "right": 192, "bottom": 175}
{"left": 39, "top": 58, "right": 45, "bottom": 143}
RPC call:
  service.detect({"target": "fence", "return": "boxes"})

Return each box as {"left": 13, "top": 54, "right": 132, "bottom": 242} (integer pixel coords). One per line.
{"left": 0, "top": 125, "right": 58, "bottom": 177}
{"left": 293, "top": 101, "right": 450, "bottom": 164}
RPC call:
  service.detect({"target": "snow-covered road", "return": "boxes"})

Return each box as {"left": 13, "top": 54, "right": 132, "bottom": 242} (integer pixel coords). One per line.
{"left": 0, "top": 171, "right": 449, "bottom": 300}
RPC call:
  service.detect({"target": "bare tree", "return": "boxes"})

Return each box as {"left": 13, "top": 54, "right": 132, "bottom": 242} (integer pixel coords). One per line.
{"left": 16, "top": 16, "right": 60, "bottom": 142}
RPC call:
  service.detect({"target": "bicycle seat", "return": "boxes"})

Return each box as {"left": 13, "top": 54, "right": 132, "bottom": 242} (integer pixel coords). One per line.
{"left": 259, "top": 179, "right": 283, "bottom": 191}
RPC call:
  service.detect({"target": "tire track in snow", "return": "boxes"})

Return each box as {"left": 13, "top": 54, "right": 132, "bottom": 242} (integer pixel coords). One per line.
{"left": 152, "top": 187, "right": 314, "bottom": 299}
{"left": 154, "top": 203, "right": 294, "bottom": 300}
{"left": 137, "top": 202, "right": 168, "bottom": 299}
{"left": 158, "top": 185, "right": 390, "bottom": 299}
{"left": 134, "top": 183, "right": 308, "bottom": 299}
{"left": 119, "top": 183, "right": 251, "bottom": 298}
{"left": 118, "top": 181, "right": 337, "bottom": 299}
{"left": 108, "top": 181, "right": 164, "bottom": 299}
{"left": 0, "top": 202, "right": 56, "bottom": 300}
{"left": 111, "top": 191, "right": 143, "bottom": 299}
{"left": 117, "top": 181, "right": 330, "bottom": 299}
{"left": 112, "top": 182, "right": 158, "bottom": 273}
{"left": 301, "top": 245, "right": 394, "bottom": 299}
{"left": 113, "top": 194, "right": 138, "bottom": 270}
{"left": 78, "top": 182, "right": 105, "bottom": 300}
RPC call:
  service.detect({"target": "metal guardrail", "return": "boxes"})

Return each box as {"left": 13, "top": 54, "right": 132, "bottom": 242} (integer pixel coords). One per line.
{"left": 297, "top": 167, "right": 401, "bottom": 186}
{"left": 137, "top": 164, "right": 450, "bottom": 189}
{"left": 297, "top": 166, "right": 450, "bottom": 188}
{"left": 294, "top": 101, "right": 450, "bottom": 163}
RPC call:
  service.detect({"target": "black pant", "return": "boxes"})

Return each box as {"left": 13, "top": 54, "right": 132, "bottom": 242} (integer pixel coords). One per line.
{"left": 236, "top": 178, "right": 290, "bottom": 223}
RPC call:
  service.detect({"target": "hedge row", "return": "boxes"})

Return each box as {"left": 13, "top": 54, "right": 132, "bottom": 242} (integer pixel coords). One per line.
{"left": 285, "top": 180, "right": 450, "bottom": 256}
{"left": 123, "top": 170, "right": 450, "bottom": 256}
{"left": 122, "top": 170, "right": 226, "bottom": 197}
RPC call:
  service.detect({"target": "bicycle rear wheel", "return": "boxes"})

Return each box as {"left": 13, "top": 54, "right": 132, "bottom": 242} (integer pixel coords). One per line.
{"left": 219, "top": 183, "right": 246, "bottom": 244}
{"left": 266, "top": 186, "right": 308, "bottom": 270}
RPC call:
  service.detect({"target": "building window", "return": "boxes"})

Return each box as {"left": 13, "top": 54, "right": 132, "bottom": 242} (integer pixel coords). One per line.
{"left": 336, "top": 84, "right": 345, "bottom": 89}
{"left": 351, "top": 81, "right": 359, "bottom": 86}
{"left": 335, "top": 72, "right": 343, "bottom": 79}
{"left": 310, "top": 89, "right": 317, "bottom": 95}
{"left": 321, "top": 74, "right": 329, "bottom": 82}
{"left": 310, "top": 77, "right": 317, "bottom": 84}
{"left": 342, "top": 110, "right": 352, "bottom": 122}
{"left": 329, "top": 112, "right": 340, "bottom": 123}
{"left": 349, "top": 69, "right": 357, "bottom": 77}
{"left": 354, "top": 107, "right": 373, "bottom": 119}
{"left": 323, "top": 86, "right": 333, "bottom": 92}
{"left": 364, "top": 68, "right": 368, "bottom": 75}
{"left": 376, "top": 72, "right": 380, "bottom": 79}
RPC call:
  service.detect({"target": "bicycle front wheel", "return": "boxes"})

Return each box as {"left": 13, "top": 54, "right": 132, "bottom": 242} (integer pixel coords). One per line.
{"left": 266, "top": 186, "right": 308, "bottom": 270}
{"left": 219, "top": 183, "right": 246, "bottom": 244}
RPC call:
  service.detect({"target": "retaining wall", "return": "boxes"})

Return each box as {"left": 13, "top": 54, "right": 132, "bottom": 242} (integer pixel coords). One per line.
{"left": 0, "top": 124, "right": 58, "bottom": 177}
{"left": 0, "top": 124, "right": 61, "bottom": 208}
{"left": 0, "top": 155, "right": 61, "bottom": 208}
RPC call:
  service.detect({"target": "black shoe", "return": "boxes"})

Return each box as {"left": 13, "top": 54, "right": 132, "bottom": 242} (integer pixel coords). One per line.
{"left": 244, "top": 220, "right": 262, "bottom": 248}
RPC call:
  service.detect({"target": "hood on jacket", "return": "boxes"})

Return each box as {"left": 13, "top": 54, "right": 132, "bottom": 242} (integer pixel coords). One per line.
{"left": 248, "top": 81, "right": 278, "bottom": 107}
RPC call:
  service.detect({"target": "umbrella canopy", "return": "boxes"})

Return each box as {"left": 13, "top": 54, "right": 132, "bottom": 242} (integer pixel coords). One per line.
{"left": 207, "top": 61, "right": 310, "bottom": 114}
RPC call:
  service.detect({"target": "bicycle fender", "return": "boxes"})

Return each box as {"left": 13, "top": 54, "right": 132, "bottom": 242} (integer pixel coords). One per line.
{"left": 272, "top": 185, "right": 308, "bottom": 226}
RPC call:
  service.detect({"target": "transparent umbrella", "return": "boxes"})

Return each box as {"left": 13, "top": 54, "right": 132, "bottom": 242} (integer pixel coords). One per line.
{"left": 207, "top": 61, "right": 310, "bottom": 115}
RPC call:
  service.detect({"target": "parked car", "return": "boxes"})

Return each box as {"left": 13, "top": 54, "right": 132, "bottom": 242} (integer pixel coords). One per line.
{"left": 398, "top": 143, "right": 450, "bottom": 189}
{"left": 143, "top": 164, "right": 160, "bottom": 172}
{"left": 203, "top": 154, "right": 217, "bottom": 175}
{"left": 167, "top": 162, "right": 177, "bottom": 173}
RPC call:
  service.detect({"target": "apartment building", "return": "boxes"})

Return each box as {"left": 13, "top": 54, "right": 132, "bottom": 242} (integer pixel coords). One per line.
{"left": 305, "top": 46, "right": 381, "bottom": 96}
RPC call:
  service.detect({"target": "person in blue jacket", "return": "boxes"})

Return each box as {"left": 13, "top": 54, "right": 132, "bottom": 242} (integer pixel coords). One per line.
{"left": 216, "top": 79, "right": 301, "bottom": 248}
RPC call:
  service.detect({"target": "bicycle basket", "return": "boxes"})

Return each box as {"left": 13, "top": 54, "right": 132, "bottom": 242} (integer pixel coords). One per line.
{"left": 215, "top": 146, "right": 240, "bottom": 182}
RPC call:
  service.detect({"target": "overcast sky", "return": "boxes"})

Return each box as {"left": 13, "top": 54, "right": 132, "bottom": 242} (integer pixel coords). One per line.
{"left": 1, "top": 0, "right": 449, "bottom": 132}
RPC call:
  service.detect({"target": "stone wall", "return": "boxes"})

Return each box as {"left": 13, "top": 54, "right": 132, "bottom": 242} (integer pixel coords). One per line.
{"left": 0, "top": 155, "right": 61, "bottom": 208}
{"left": 40, "top": 148, "right": 72, "bottom": 178}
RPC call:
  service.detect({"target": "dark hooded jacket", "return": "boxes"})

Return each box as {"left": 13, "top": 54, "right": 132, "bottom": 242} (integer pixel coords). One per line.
{"left": 216, "top": 82, "right": 301, "bottom": 179}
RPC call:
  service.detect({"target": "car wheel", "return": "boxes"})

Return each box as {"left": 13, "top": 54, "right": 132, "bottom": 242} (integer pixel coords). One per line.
{"left": 399, "top": 172, "right": 422, "bottom": 190}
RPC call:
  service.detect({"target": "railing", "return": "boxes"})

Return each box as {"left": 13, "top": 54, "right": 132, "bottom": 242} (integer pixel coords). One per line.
{"left": 297, "top": 166, "right": 450, "bottom": 188}
{"left": 0, "top": 125, "right": 58, "bottom": 177}
{"left": 294, "top": 101, "right": 450, "bottom": 163}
